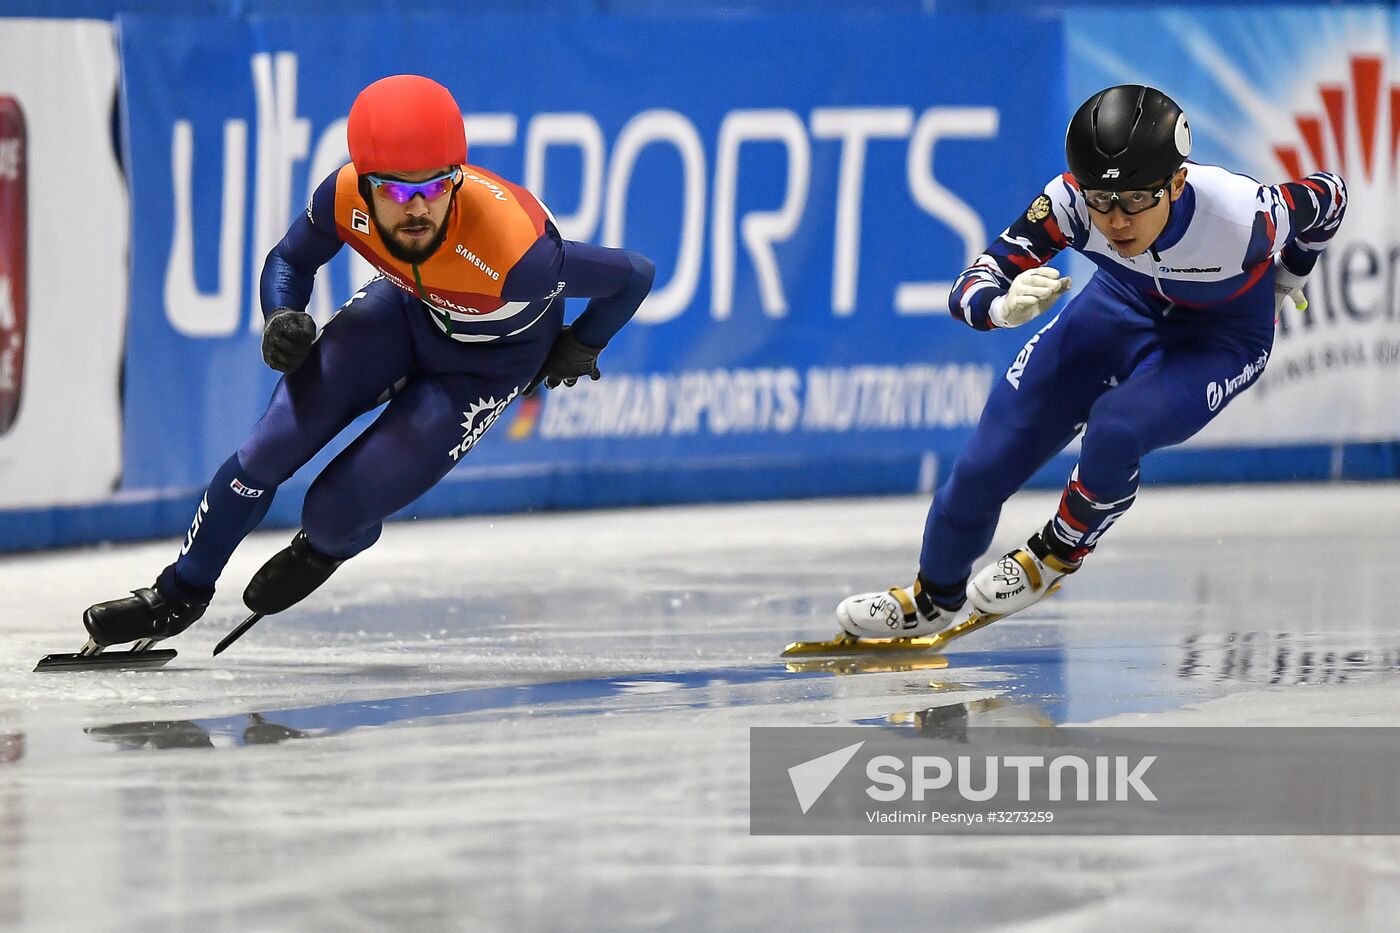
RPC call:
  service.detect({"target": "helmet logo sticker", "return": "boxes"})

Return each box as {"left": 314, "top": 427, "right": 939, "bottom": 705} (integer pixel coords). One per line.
{"left": 1102, "top": 168, "right": 1120, "bottom": 178}
{"left": 1175, "top": 113, "right": 1192, "bottom": 158}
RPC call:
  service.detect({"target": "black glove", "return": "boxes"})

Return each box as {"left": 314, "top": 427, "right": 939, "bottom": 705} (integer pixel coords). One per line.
{"left": 261, "top": 308, "right": 317, "bottom": 373}
{"left": 525, "top": 325, "right": 603, "bottom": 395}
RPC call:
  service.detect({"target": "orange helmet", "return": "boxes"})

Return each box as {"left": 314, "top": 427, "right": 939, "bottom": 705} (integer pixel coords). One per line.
{"left": 347, "top": 75, "right": 466, "bottom": 175}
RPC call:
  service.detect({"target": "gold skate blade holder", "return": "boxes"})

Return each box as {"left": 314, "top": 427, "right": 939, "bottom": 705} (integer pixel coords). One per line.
{"left": 781, "top": 610, "right": 1003, "bottom": 658}
{"left": 784, "top": 655, "right": 952, "bottom": 675}
{"left": 781, "top": 633, "right": 947, "bottom": 657}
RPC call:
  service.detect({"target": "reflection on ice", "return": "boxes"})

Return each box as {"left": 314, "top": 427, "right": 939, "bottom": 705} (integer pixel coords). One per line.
{"left": 1177, "top": 631, "right": 1400, "bottom": 685}
{"left": 86, "top": 713, "right": 314, "bottom": 751}
{"left": 71, "top": 647, "right": 1078, "bottom": 753}
{"left": 74, "top": 661, "right": 1037, "bottom": 752}
{"left": 0, "top": 733, "right": 23, "bottom": 764}
{"left": 860, "top": 697, "right": 1059, "bottom": 740}
{"left": 79, "top": 666, "right": 834, "bottom": 751}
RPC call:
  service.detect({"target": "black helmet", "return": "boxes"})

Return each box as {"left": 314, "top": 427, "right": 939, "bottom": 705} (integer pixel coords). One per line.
{"left": 1065, "top": 85, "right": 1191, "bottom": 191}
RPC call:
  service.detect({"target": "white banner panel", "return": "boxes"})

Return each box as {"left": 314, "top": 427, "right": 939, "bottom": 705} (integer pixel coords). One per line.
{"left": 0, "top": 19, "right": 126, "bottom": 507}
{"left": 1071, "top": 7, "right": 1400, "bottom": 446}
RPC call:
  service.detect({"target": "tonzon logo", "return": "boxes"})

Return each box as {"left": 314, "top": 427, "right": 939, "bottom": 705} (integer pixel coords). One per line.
{"left": 1269, "top": 54, "right": 1397, "bottom": 339}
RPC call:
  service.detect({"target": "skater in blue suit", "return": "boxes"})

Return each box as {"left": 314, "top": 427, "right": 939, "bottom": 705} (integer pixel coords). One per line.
{"left": 74, "top": 75, "right": 654, "bottom": 657}
{"left": 838, "top": 85, "right": 1347, "bottom": 640}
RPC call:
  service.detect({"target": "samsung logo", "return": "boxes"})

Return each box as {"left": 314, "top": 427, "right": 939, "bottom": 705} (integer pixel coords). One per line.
{"left": 455, "top": 244, "right": 501, "bottom": 280}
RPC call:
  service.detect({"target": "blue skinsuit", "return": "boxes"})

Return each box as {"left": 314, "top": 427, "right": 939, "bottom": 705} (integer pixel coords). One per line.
{"left": 921, "top": 163, "right": 1346, "bottom": 595}
{"left": 166, "top": 166, "right": 654, "bottom": 601}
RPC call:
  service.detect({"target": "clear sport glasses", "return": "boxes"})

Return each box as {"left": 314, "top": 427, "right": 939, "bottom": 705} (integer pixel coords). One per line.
{"left": 366, "top": 168, "right": 461, "bottom": 204}
{"left": 1082, "top": 186, "right": 1167, "bottom": 215}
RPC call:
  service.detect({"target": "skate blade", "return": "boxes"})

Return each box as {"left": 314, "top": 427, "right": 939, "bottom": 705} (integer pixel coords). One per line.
{"left": 34, "top": 649, "right": 177, "bottom": 673}
{"left": 785, "top": 655, "right": 951, "bottom": 675}
{"left": 781, "top": 610, "right": 1006, "bottom": 659}
{"left": 781, "top": 634, "right": 945, "bottom": 657}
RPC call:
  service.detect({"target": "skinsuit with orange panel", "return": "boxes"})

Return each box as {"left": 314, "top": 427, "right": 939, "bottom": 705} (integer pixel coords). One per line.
{"left": 78, "top": 75, "right": 655, "bottom": 650}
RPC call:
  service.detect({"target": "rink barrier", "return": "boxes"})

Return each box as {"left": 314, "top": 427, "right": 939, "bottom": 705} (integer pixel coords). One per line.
{"left": 7, "top": 0, "right": 1393, "bottom": 18}
{"left": 2, "top": 441, "right": 1396, "bottom": 554}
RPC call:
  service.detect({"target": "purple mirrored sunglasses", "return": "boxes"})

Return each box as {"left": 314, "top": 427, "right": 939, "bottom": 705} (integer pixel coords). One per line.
{"left": 366, "top": 168, "right": 461, "bottom": 204}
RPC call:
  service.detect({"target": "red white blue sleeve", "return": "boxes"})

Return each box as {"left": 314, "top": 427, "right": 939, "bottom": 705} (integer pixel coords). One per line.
{"left": 1260, "top": 172, "right": 1347, "bottom": 277}
{"left": 949, "top": 174, "right": 1087, "bottom": 331}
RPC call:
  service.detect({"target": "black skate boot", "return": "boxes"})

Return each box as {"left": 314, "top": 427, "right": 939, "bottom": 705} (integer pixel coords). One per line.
{"left": 83, "top": 584, "right": 208, "bottom": 649}
{"left": 212, "top": 532, "right": 350, "bottom": 657}
{"left": 36, "top": 580, "right": 210, "bottom": 671}
{"left": 243, "top": 531, "right": 346, "bottom": 615}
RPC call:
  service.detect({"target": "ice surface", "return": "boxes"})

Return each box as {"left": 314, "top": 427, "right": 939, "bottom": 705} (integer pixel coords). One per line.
{"left": 3, "top": 484, "right": 1400, "bottom": 931}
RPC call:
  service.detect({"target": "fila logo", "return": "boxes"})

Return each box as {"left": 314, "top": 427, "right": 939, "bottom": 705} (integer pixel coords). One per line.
{"left": 351, "top": 209, "right": 371, "bottom": 234}
{"left": 1102, "top": 168, "right": 1121, "bottom": 178}
{"left": 229, "top": 477, "right": 264, "bottom": 499}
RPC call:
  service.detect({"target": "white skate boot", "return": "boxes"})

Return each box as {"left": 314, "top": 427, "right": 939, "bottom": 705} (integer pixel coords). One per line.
{"left": 836, "top": 578, "right": 960, "bottom": 639}
{"left": 966, "top": 543, "right": 1079, "bottom": 620}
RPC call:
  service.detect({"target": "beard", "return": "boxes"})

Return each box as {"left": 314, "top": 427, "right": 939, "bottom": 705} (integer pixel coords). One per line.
{"left": 370, "top": 200, "right": 453, "bottom": 265}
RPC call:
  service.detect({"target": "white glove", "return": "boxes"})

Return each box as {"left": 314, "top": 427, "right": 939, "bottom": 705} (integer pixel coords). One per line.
{"left": 1274, "top": 261, "right": 1308, "bottom": 317}
{"left": 990, "top": 267, "right": 1073, "bottom": 328}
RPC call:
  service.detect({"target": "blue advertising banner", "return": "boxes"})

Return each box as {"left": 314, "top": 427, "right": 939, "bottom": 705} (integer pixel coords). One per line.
{"left": 116, "top": 13, "right": 1068, "bottom": 516}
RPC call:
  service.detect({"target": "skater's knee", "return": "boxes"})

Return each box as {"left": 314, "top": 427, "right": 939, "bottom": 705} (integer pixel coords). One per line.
{"left": 235, "top": 442, "right": 297, "bottom": 487}
{"left": 305, "top": 518, "right": 381, "bottom": 560}
{"left": 939, "top": 459, "right": 1015, "bottom": 519}
{"left": 1082, "top": 406, "right": 1147, "bottom": 462}
{"left": 302, "top": 482, "right": 380, "bottom": 558}
{"left": 236, "top": 393, "right": 332, "bottom": 484}
{"left": 301, "top": 480, "right": 354, "bottom": 540}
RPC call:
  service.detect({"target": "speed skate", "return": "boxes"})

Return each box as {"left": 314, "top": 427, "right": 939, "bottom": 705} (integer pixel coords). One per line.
{"left": 34, "top": 638, "right": 177, "bottom": 672}
{"left": 783, "top": 578, "right": 1063, "bottom": 658}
